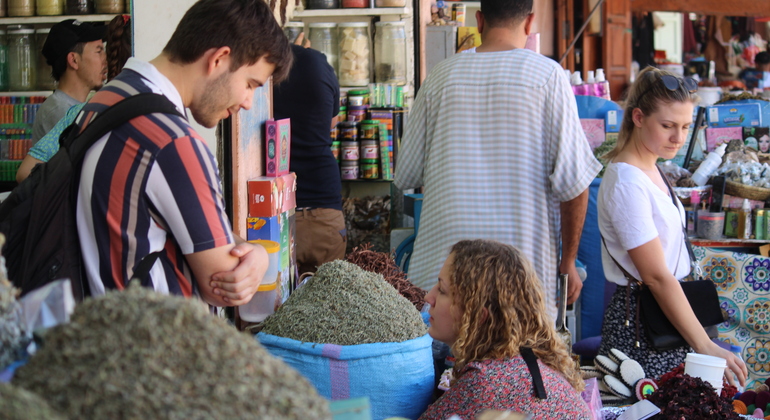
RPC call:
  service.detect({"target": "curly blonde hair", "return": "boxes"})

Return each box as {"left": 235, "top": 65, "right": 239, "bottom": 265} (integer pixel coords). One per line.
{"left": 447, "top": 239, "right": 584, "bottom": 391}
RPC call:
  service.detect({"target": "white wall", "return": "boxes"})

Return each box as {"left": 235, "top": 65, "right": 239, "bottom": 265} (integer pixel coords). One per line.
{"left": 132, "top": 0, "right": 218, "bottom": 153}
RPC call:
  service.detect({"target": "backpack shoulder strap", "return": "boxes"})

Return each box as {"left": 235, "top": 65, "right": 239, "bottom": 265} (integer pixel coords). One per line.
{"left": 64, "top": 92, "right": 183, "bottom": 165}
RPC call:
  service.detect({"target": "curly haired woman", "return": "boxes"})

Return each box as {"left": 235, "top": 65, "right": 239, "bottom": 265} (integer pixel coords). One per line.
{"left": 419, "top": 239, "right": 591, "bottom": 420}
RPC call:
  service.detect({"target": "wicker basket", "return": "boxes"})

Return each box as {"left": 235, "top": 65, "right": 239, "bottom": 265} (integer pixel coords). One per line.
{"left": 724, "top": 180, "right": 770, "bottom": 202}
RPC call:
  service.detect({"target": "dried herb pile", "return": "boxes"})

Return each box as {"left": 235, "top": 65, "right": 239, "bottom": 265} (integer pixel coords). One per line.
{"left": 12, "top": 284, "right": 331, "bottom": 420}
{"left": 0, "top": 233, "right": 27, "bottom": 370}
{"left": 261, "top": 260, "right": 428, "bottom": 345}
{"left": 0, "top": 382, "right": 67, "bottom": 420}
{"left": 346, "top": 243, "right": 426, "bottom": 310}
{"left": 648, "top": 372, "right": 738, "bottom": 419}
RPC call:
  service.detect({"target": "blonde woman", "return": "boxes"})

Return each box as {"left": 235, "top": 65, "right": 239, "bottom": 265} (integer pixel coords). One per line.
{"left": 420, "top": 239, "right": 590, "bottom": 420}
{"left": 597, "top": 67, "right": 747, "bottom": 383}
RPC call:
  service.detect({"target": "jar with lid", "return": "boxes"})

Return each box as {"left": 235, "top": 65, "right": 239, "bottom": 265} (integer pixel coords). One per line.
{"left": 375, "top": 0, "right": 405, "bottom": 7}
{"left": 374, "top": 21, "right": 406, "bottom": 85}
{"left": 0, "top": 30, "right": 8, "bottom": 91}
{"left": 306, "top": 0, "right": 338, "bottom": 9}
{"left": 283, "top": 22, "right": 304, "bottom": 44}
{"left": 341, "top": 160, "right": 359, "bottom": 180}
{"left": 338, "top": 121, "right": 357, "bottom": 141}
{"left": 95, "top": 0, "right": 123, "bottom": 13}
{"left": 36, "top": 0, "right": 64, "bottom": 15}
{"left": 66, "top": 0, "right": 93, "bottom": 14}
{"left": 8, "top": 0, "right": 34, "bottom": 16}
{"left": 8, "top": 26, "right": 36, "bottom": 91}
{"left": 308, "top": 23, "right": 338, "bottom": 76}
{"left": 36, "top": 28, "right": 56, "bottom": 91}
{"left": 337, "top": 22, "right": 370, "bottom": 87}
{"left": 341, "top": 0, "right": 366, "bottom": 8}
{"left": 0, "top": 0, "right": 6, "bottom": 17}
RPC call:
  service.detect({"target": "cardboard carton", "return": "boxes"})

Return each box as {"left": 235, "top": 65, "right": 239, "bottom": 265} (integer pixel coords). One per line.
{"left": 265, "top": 118, "right": 291, "bottom": 177}
{"left": 247, "top": 172, "right": 297, "bottom": 217}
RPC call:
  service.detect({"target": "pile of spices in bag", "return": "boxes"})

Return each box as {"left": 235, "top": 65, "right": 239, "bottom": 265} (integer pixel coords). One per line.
{"left": 12, "top": 284, "right": 331, "bottom": 420}
{"left": 346, "top": 243, "right": 426, "bottom": 310}
{"left": 0, "top": 234, "right": 27, "bottom": 370}
{"left": 261, "top": 260, "right": 427, "bottom": 345}
{"left": 0, "top": 382, "right": 67, "bottom": 420}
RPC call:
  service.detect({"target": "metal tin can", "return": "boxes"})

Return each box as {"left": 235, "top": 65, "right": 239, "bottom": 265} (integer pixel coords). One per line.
{"left": 341, "top": 161, "right": 359, "bottom": 180}
{"left": 360, "top": 139, "right": 379, "bottom": 160}
{"left": 361, "top": 162, "right": 379, "bottom": 179}
{"left": 452, "top": 3, "right": 466, "bottom": 25}
{"left": 339, "top": 121, "right": 357, "bottom": 141}
{"left": 360, "top": 120, "right": 378, "bottom": 139}
{"left": 341, "top": 141, "right": 359, "bottom": 161}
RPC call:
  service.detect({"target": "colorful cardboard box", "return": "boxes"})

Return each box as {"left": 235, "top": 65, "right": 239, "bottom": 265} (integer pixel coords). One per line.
{"left": 247, "top": 172, "right": 297, "bottom": 217}
{"left": 705, "top": 127, "right": 743, "bottom": 152}
{"left": 580, "top": 119, "right": 605, "bottom": 150}
{"left": 604, "top": 110, "right": 623, "bottom": 133}
{"left": 707, "top": 103, "right": 762, "bottom": 128}
{"left": 247, "top": 208, "right": 296, "bottom": 304}
{"left": 265, "top": 118, "right": 291, "bottom": 177}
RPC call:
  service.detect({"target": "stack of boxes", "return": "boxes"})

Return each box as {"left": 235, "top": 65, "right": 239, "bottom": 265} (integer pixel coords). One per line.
{"left": 704, "top": 103, "right": 765, "bottom": 152}
{"left": 246, "top": 118, "right": 297, "bottom": 304}
{"left": 580, "top": 109, "right": 622, "bottom": 151}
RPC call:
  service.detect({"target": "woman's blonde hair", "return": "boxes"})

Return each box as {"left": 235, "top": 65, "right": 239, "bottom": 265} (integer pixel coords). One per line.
{"left": 447, "top": 239, "right": 584, "bottom": 391}
{"left": 603, "top": 66, "right": 699, "bottom": 161}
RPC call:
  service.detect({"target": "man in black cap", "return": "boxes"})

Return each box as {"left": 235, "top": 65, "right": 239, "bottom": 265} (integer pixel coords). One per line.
{"left": 31, "top": 19, "right": 107, "bottom": 145}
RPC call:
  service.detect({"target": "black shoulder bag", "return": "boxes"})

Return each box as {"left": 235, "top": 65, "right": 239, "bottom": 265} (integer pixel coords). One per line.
{"left": 602, "top": 167, "right": 724, "bottom": 351}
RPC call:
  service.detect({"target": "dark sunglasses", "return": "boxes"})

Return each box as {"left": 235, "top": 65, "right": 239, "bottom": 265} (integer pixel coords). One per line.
{"left": 637, "top": 74, "right": 698, "bottom": 103}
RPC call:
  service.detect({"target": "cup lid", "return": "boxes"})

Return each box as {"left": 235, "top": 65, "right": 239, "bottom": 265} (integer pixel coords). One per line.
{"left": 257, "top": 281, "right": 278, "bottom": 291}
{"left": 248, "top": 239, "right": 280, "bottom": 254}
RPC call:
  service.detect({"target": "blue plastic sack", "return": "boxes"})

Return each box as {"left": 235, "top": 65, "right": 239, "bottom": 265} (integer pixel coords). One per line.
{"left": 574, "top": 95, "right": 621, "bottom": 119}
{"left": 257, "top": 332, "right": 434, "bottom": 420}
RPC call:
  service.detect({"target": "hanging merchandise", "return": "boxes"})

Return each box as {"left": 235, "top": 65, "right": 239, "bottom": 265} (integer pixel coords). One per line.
{"left": 0, "top": 30, "right": 8, "bottom": 91}
{"left": 374, "top": 21, "right": 406, "bottom": 85}
{"left": 65, "top": 0, "right": 93, "bottom": 14}
{"left": 36, "top": 0, "right": 64, "bottom": 15}
{"left": 337, "top": 22, "right": 371, "bottom": 87}
{"left": 35, "top": 28, "right": 56, "bottom": 91}
{"left": 8, "top": 26, "right": 36, "bottom": 91}
{"left": 7, "top": 0, "right": 34, "bottom": 16}
{"left": 308, "top": 23, "right": 338, "bottom": 77}
{"left": 94, "top": 0, "right": 123, "bottom": 13}
{"left": 283, "top": 21, "right": 304, "bottom": 44}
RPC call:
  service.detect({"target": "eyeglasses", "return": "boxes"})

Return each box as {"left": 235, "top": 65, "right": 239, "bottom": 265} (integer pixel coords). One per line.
{"left": 637, "top": 74, "right": 699, "bottom": 104}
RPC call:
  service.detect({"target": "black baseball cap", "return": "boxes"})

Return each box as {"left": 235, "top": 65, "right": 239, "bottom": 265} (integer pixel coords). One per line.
{"left": 42, "top": 19, "right": 106, "bottom": 66}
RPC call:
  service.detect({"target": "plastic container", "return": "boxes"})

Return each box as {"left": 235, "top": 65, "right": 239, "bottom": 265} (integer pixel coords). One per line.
{"left": 585, "top": 70, "right": 597, "bottom": 97}
{"left": 696, "top": 211, "right": 725, "bottom": 240}
{"left": 360, "top": 139, "right": 378, "bottom": 159}
{"left": 729, "top": 345, "right": 744, "bottom": 392}
{"left": 66, "top": 0, "right": 92, "bottom": 13}
{"left": 359, "top": 120, "right": 378, "bottom": 138}
{"left": 239, "top": 240, "right": 280, "bottom": 323}
{"left": 691, "top": 143, "right": 727, "bottom": 186}
{"left": 347, "top": 106, "right": 366, "bottom": 122}
{"left": 374, "top": 21, "right": 406, "bottom": 85}
{"left": 338, "top": 121, "right": 357, "bottom": 140}
{"left": 8, "top": 26, "right": 36, "bottom": 91}
{"left": 337, "top": 22, "right": 370, "bottom": 87}
{"left": 307, "top": 0, "right": 338, "bottom": 9}
{"left": 341, "top": 0, "right": 366, "bottom": 8}
{"left": 347, "top": 88, "right": 369, "bottom": 106}
{"left": 308, "top": 23, "right": 338, "bottom": 76}
{"left": 341, "top": 140, "right": 359, "bottom": 161}
{"left": 594, "top": 69, "right": 611, "bottom": 101}
{"left": 95, "top": 0, "right": 123, "bottom": 13}
{"left": 7, "top": 0, "right": 34, "bottom": 16}
{"left": 737, "top": 198, "right": 752, "bottom": 240}
{"left": 0, "top": 30, "right": 9, "bottom": 91}
{"left": 684, "top": 353, "right": 727, "bottom": 395}
{"left": 331, "top": 140, "right": 341, "bottom": 161}
{"left": 451, "top": 3, "right": 465, "bottom": 24}
{"left": 341, "top": 160, "right": 359, "bottom": 180}
{"left": 283, "top": 21, "right": 304, "bottom": 44}
{"left": 571, "top": 71, "right": 587, "bottom": 96}
{"left": 361, "top": 161, "right": 379, "bottom": 179}
{"left": 35, "top": 28, "right": 55, "bottom": 91}
{"left": 36, "top": 0, "right": 64, "bottom": 15}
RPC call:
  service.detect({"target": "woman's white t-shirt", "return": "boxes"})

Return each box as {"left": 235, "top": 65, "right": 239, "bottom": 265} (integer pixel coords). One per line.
{"left": 598, "top": 162, "right": 691, "bottom": 285}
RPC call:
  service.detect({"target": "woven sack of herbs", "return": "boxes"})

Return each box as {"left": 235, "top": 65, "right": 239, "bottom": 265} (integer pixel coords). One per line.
{"left": 258, "top": 260, "right": 433, "bottom": 420}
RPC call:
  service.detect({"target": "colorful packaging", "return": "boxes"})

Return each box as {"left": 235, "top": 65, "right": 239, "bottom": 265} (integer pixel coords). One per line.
{"left": 755, "top": 209, "right": 766, "bottom": 241}
{"left": 707, "top": 103, "right": 762, "bottom": 128}
{"left": 247, "top": 173, "right": 297, "bottom": 217}
{"left": 580, "top": 119, "right": 605, "bottom": 150}
{"left": 265, "top": 118, "right": 291, "bottom": 177}
{"left": 745, "top": 127, "right": 770, "bottom": 153}
{"left": 705, "top": 127, "right": 743, "bottom": 152}
{"left": 247, "top": 209, "right": 296, "bottom": 303}
{"left": 604, "top": 110, "right": 623, "bottom": 133}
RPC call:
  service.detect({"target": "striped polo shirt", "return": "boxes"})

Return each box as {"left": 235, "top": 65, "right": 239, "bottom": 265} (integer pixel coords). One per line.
{"left": 76, "top": 58, "right": 234, "bottom": 297}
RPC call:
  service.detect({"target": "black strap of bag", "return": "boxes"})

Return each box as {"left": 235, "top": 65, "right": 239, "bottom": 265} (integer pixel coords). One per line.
{"left": 520, "top": 346, "right": 547, "bottom": 400}
{"left": 657, "top": 166, "right": 703, "bottom": 281}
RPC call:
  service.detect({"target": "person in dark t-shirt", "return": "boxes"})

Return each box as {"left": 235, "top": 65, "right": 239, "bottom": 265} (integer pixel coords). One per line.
{"left": 274, "top": 42, "right": 345, "bottom": 274}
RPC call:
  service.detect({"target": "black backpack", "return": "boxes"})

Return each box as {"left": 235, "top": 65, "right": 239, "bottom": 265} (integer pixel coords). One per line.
{"left": 0, "top": 93, "right": 182, "bottom": 301}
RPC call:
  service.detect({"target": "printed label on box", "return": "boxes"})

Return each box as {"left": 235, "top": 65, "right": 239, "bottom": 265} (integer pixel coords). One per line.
{"left": 247, "top": 172, "right": 297, "bottom": 217}
{"left": 265, "top": 118, "right": 291, "bottom": 177}
{"left": 707, "top": 103, "right": 762, "bottom": 128}
{"left": 706, "top": 127, "right": 743, "bottom": 152}
{"left": 580, "top": 119, "right": 605, "bottom": 150}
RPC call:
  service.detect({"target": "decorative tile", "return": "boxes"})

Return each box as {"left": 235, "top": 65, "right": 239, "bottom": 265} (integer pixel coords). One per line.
{"left": 743, "top": 257, "right": 770, "bottom": 295}
{"left": 702, "top": 256, "right": 739, "bottom": 292}
{"left": 744, "top": 298, "right": 770, "bottom": 334}
{"left": 718, "top": 297, "right": 740, "bottom": 333}
{"left": 744, "top": 337, "right": 770, "bottom": 375}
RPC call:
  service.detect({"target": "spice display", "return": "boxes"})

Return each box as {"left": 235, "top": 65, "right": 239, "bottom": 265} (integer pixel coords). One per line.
{"left": 343, "top": 195, "right": 391, "bottom": 252}
{"left": 261, "top": 260, "right": 427, "bottom": 345}
{"left": 12, "top": 284, "right": 332, "bottom": 420}
{"left": 0, "top": 234, "right": 27, "bottom": 371}
{"left": 345, "top": 243, "right": 426, "bottom": 310}
{"left": 647, "top": 373, "right": 738, "bottom": 419}
{"left": 338, "top": 23, "right": 370, "bottom": 87}
{"left": 0, "top": 383, "right": 67, "bottom": 420}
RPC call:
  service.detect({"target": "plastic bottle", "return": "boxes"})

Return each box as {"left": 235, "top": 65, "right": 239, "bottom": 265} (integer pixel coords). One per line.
{"left": 595, "top": 68, "right": 612, "bottom": 100}
{"left": 586, "top": 70, "right": 597, "bottom": 97}
{"left": 737, "top": 199, "right": 752, "bottom": 240}
{"left": 571, "top": 71, "right": 587, "bottom": 96}
{"left": 691, "top": 143, "right": 727, "bottom": 186}
{"left": 729, "top": 344, "right": 744, "bottom": 393}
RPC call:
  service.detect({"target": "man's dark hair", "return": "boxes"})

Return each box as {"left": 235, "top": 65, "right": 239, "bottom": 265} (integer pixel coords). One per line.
{"left": 163, "top": 0, "right": 292, "bottom": 83}
{"left": 51, "top": 42, "right": 85, "bottom": 82}
{"left": 756, "top": 51, "right": 770, "bottom": 66}
{"left": 479, "top": 0, "right": 533, "bottom": 28}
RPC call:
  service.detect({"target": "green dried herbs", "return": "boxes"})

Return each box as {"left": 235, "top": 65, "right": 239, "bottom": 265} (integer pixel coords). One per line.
{"left": 0, "top": 382, "right": 67, "bottom": 420}
{"left": 0, "top": 233, "right": 27, "bottom": 370}
{"left": 12, "top": 283, "right": 331, "bottom": 420}
{"left": 261, "top": 260, "right": 428, "bottom": 345}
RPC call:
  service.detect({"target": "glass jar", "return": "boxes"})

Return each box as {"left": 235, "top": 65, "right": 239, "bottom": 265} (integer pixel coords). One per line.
{"left": 337, "top": 22, "right": 370, "bottom": 87}
{"left": 66, "top": 0, "right": 93, "bottom": 14}
{"left": 341, "top": 0, "right": 366, "bottom": 7}
{"left": 8, "top": 27, "right": 36, "bottom": 91}
{"left": 36, "top": 28, "right": 55, "bottom": 91}
{"left": 283, "top": 21, "right": 304, "bottom": 44}
{"left": 306, "top": 0, "right": 338, "bottom": 9}
{"left": 0, "top": 0, "right": 6, "bottom": 17}
{"left": 7, "top": 0, "right": 34, "bottom": 16}
{"left": 36, "top": 0, "right": 64, "bottom": 15}
{"left": 0, "top": 30, "right": 8, "bottom": 91}
{"left": 95, "top": 0, "right": 123, "bottom": 13}
{"left": 308, "top": 23, "right": 338, "bottom": 76}
{"left": 374, "top": 21, "right": 406, "bottom": 85}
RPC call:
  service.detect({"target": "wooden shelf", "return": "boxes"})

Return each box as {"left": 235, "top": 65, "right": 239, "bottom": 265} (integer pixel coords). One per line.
{"left": 293, "top": 7, "right": 411, "bottom": 17}
{"left": 691, "top": 238, "right": 770, "bottom": 247}
{"left": 0, "top": 14, "right": 118, "bottom": 25}
{"left": 0, "top": 91, "right": 52, "bottom": 97}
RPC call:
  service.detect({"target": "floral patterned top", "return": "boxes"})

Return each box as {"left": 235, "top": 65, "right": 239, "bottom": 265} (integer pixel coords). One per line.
{"left": 419, "top": 356, "right": 591, "bottom": 420}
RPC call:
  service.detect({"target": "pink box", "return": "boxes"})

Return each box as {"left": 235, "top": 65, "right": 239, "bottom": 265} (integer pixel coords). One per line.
{"left": 265, "top": 118, "right": 291, "bottom": 177}
{"left": 580, "top": 377, "right": 602, "bottom": 420}
{"left": 580, "top": 119, "right": 605, "bottom": 150}
{"left": 705, "top": 127, "right": 743, "bottom": 152}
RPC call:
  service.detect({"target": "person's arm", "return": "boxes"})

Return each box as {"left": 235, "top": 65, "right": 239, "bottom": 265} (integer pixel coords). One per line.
{"left": 16, "top": 155, "right": 43, "bottom": 183}
{"left": 394, "top": 84, "right": 430, "bottom": 190}
{"left": 628, "top": 238, "right": 747, "bottom": 387}
{"left": 559, "top": 188, "right": 589, "bottom": 304}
